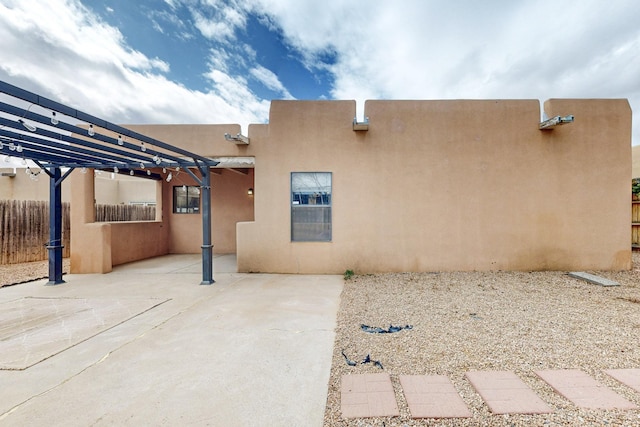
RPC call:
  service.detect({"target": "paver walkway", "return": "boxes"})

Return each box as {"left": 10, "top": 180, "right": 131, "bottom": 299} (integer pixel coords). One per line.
{"left": 536, "top": 369, "right": 638, "bottom": 410}
{"left": 605, "top": 369, "right": 640, "bottom": 394}
{"left": 341, "top": 369, "right": 640, "bottom": 419}
{"left": 466, "top": 371, "right": 553, "bottom": 415}
{"left": 399, "top": 375, "right": 471, "bottom": 418}
{"left": 341, "top": 373, "right": 399, "bottom": 418}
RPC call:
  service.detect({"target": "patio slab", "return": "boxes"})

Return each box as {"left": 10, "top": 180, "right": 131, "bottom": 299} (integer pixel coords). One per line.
{"left": 399, "top": 375, "right": 472, "bottom": 418}
{"left": 0, "top": 296, "right": 168, "bottom": 370}
{"left": 536, "top": 369, "right": 638, "bottom": 410}
{"left": 465, "top": 371, "right": 553, "bottom": 414}
{"left": 0, "top": 255, "right": 343, "bottom": 426}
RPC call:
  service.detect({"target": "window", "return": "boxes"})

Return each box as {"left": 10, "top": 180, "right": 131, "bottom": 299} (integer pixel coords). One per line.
{"left": 291, "top": 172, "right": 331, "bottom": 241}
{"left": 173, "top": 186, "right": 200, "bottom": 214}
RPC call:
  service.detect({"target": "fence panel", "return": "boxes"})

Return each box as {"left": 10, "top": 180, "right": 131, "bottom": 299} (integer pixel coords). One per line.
{"left": 0, "top": 200, "right": 70, "bottom": 264}
{"left": 95, "top": 204, "right": 156, "bottom": 222}
{"left": 0, "top": 202, "right": 155, "bottom": 265}
{"left": 633, "top": 201, "right": 640, "bottom": 247}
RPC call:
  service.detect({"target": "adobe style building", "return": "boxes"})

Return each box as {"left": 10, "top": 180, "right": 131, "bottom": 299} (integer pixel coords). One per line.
{"left": 70, "top": 98, "right": 632, "bottom": 274}
{"left": 0, "top": 167, "right": 155, "bottom": 205}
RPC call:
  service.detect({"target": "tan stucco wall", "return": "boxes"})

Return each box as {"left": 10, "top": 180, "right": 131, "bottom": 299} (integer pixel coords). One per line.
{"left": 69, "top": 100, "right": 632, "bottom": 274}
{"left": 109, "top": 221, "right": 170, "bottom": 265}
{"left": 94, "top": 175, "right": 118, "bottom": 205}
{"left": 0, "top": 168, "right": 71, "bottom": 202}
{"left": 236, "top": 99, "right": 631, "bottom": 273}
{"left": 94, "top": 174, "right": 157, "bottom": 205}
{"left": 633, "top": 145, "right": 640, "bottom": 178}
{"left": 69, "top": 124, "right": 255, "bottom": 271}
{"left": 166, "top": 168, "right": 254, "bottom": 254}
{"left": 124, "top": 124, "right": 249, "bottom": 158}
{"left": 70, "top": 169, "right": 110, "bottom": 273}
{"left": 0, "top": 168, "right": 156, "bottom": 205}
{"left": 123, "top": 124, "right": 256, "bottom": 255}
{"left": 111, "top": 177, "right": 157, "bottom": 205}
{"left": 70, "top": 170, "right": 170, "bottom": 273}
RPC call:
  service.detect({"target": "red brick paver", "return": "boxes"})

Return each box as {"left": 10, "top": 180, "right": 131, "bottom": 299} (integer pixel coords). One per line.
{"left": 465, "top": 371, "right": 553, "bottom": 414}
{"left": 605, "top": 369, "right": 640, "bottom": 393}
{"left": 399, "top": 375, "right": 472, "bottom": 418}
{"left": 341, "top": 373, "right": 400, "bottom": 418}
{"left": 536, "top": 369, "right": 638, "bottom": 410}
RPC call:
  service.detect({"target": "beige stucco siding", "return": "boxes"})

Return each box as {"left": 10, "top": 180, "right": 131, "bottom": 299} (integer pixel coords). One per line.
{"left": 633, "top": 145, "right": 640, "bottom": 178}
{"left": 237, "top": 99, "right": 631, "bottom": 273}
{"left": 69, "top": 99, "right": 631, "bottom": 274}
{"left": 167, "top": 168, "right": 254, "bottom": 254}
{"left": 70, "top": 124, "right": 256, "bottom": 272}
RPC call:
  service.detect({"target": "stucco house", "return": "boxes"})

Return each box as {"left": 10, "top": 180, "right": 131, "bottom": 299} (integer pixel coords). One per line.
{"left": 0, "top": 167, "right": 155, "bottom": 205}
{"left": 70, "top": 98, "right": 632, "bottom": 275}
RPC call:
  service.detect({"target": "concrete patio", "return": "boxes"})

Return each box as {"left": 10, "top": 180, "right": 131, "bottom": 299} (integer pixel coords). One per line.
{"left": 0, "top": 254, "right": 343, "bottom": 426}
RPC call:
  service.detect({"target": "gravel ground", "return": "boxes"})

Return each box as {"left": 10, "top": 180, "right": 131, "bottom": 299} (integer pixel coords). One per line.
{"left": 324, "top": 252, "right": 640, "bottom": 426}
{"left": 0, "top": 258, "right": 70, "bottom": 287}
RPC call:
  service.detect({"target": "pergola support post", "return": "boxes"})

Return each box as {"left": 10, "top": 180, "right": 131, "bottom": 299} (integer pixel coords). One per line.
{"left": 46, "top": 167, "right": 65, "bottom": 285}
{"left": 200, "top": 166, "right": 214, "bottom": 285}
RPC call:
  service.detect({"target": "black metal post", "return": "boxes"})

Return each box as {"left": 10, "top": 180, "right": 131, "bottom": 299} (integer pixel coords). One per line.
{"left": 47, "top": 167, "right": 65, "bottom": 285}
{"left": 200, "top": 166, "right": 214, "bottom": 284}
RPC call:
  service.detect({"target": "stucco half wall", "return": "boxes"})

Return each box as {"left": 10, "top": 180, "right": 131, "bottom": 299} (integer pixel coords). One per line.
{"left": 69, "top": 124, "right": 255, "bottom": 273}
{"left": 237, "top": 99, "right": 632, "bottom": 274}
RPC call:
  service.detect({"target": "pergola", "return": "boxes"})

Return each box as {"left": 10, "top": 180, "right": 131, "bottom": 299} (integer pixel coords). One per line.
{"left": 0, "top": 80, "right": 219, "bottom": 285}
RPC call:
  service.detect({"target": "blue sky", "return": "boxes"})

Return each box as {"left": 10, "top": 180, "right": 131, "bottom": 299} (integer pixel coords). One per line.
{"left": 0, "top": 0, "right": 639, "bottom": 144}
{"left": 95, "top": 0, "right": 333, "bottom": 100}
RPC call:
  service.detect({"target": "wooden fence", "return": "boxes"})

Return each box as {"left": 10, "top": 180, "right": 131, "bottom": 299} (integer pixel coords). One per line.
{"left": 633, "top": 200, "right": 640, "bottom": 248}
{"left": 0, "top": 200, "right": 70, "bottom": 264}
{"left": 95, "top": 204, "right": 156, "bottom": 222}
{"left": 0, "top": 201, "right": 156, "bottom": 265}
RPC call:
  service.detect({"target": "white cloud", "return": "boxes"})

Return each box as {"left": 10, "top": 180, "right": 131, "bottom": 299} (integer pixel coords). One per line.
{"left": 149, "top": 9, "right": 192, "bottom": 39}
{"left": 163, "top": 0, "right": 178, "bottom": 10}
{"left": 1, "top": 0, "right": 640, "bottom": 146}
{"left": 151, "top": 20, "right": 164, "bottom": 34}
{"left": 250, "top": 65, "right": 294, "bottom": 99}
{"left": 189, "top": 2, "right": 247, "bottom": 41}
{"left": 192, "top": 10, "right": 236, "bottom": 40}
{"left": 0, "top": 0, "right": 169, "bottom": 74}
{"left": 0, "top": 0, "right": 267, "bottom": 131}
{"left": 251, "top": 0, "right": 640, "bottom": 143}
{"left": 206, "top": 47, "right": 233, "bottom": 73}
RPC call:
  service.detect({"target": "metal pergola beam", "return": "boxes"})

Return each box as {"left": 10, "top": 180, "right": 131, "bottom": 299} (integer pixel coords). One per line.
{"left": 0, "top": 81, "right": 213, "bottom": 163}
{"left": 0, "top": 80, "right": 219, "bottom": 285}
{"left": 0, "top": 101, "right": 194, "bottom": 169}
